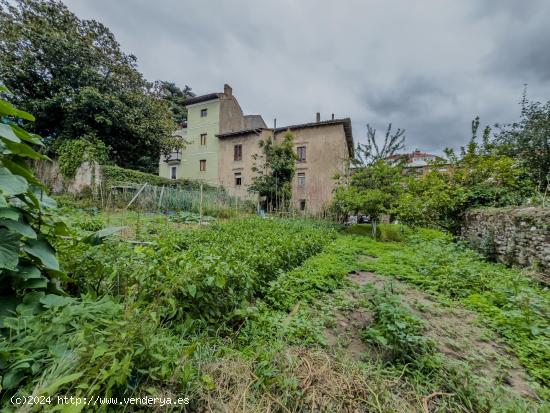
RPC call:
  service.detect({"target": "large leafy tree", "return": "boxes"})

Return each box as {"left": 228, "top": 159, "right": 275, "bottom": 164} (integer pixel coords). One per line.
{"left": 0, "top": 0, "right": 176, "bottom": 172}
{"left": 154, "top": 81, "right": 195, "bottom": 126}
{"left": 249, "top": 132, "right": 297, "bottom": 211}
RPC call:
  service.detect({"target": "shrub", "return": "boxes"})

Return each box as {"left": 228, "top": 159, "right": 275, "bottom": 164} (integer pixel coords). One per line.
{"left": 0, "top": 91, "right": 67, "bottom": 319}
{"left": 102, "top": 165, "right": 212, "bottom": 190}
{"left": 344, "top": 224, "right": 405, "bottom": 242}
{"left": 0, "top": 297, "right": 187, "bottom": 403}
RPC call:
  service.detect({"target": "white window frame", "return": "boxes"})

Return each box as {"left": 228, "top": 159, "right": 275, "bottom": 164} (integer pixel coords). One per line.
{"left": 297, "top": 172, "right": 305, "bottom": 188}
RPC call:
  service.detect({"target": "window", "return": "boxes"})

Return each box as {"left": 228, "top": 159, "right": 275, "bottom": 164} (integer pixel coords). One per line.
{"left": 199, "top": 159, "right": 206, "bottom": 171}
{"left": 200, "top": 108, "right": 208, "bottom": 117}
{"left": 235, "top": 172, "right": 242, "bottom": 186}
{"left": 171, "top": 166, "right": 177, "bottom": 180}
{"left": 297, "top": 172, "right": 305, "bottom": 188}
{"left": 299, "top": 199, "right": 306, "bottom": 211}
{"left": 234, "top": 144, "right": 242, "bottom": 161}
{"left": 297, "top": 146, "right": 306, "bottom": 162}
{"left": 200, "top": 133, "right": 207, "bottom": 145}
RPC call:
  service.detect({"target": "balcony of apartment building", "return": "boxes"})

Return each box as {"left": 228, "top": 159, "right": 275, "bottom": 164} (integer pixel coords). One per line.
{"left": 164, "top": 150, "right": 182, "bottom": 165}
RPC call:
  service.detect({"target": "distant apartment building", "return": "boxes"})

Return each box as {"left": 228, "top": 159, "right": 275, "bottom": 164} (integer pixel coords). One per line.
{"left": 159, "top": 84, "right": 353, "bottom": 212}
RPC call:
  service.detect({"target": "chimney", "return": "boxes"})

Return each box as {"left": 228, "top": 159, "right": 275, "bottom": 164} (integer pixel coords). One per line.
{"left": 331, "top": 113, "right": 334, "bottom": 120}
{"left": 274, "top": 118, "right": 277, "bottom": 128}
{"left": 224, "top": 84, "right": 232, "bottom": 96}
{"left": 316, "top": 112, "right": 320, "bottom": 122}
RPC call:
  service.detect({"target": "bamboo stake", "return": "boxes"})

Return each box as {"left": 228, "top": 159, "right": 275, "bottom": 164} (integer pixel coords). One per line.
{"left": 126, "top": 183, "right": 147, "bottom": 208}
{"left": 199, "top": 183, "right": 203, "bottom": 224}
{"left": 158, "top": 186, "right": 165, "bottom": 210}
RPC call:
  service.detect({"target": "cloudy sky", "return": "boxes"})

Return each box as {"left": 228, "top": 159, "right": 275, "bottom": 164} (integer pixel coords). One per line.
{"left": 63, "top": 0, "right": 550, "bottom": 154}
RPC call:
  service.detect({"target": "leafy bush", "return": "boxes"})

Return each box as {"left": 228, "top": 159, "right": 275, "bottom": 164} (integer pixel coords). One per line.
{"left": 344, "top": 223, "right": 405, "bottom": 241}
{"left": 0, "top": 296, "right": 188, "bottom": 404}
{"left": 267, "top": 236, "right": 367, "bottom": 310}
{"left": 0, "top": 90, "right": 68, "bottom": 321}
{"left": 168, "top": 211, "right": 215, "bottom": 224}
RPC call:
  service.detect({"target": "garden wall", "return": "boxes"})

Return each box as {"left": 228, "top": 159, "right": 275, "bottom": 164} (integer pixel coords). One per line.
{"left": 33, "top": 159, "right": 100, "bottom": 193}
{"left": 461, "top": 207, "right": 550, "bottom": 274}
{"left": 33, "top": 160, "right": 212, "bottom": 193}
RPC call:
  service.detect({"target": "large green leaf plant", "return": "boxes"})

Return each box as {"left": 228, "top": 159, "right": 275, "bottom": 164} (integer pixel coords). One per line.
{"left": 0, "top": 88, "right": 68, "bottom": 323}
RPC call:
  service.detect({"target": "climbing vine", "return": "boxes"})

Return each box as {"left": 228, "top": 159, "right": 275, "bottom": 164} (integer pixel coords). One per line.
{"left": 57, "top": 137, "right": 109, "bottom": 177}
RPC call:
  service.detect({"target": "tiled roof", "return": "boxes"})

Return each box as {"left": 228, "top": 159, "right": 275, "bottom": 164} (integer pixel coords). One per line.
{"left": 387, "top": 150, "right": 440, "bottom": 160}
{"left": 184, "top": 93, "right": 222, "bottom": 106}
{"left": 216, "top": 118, "right": 354, "bottom": 157}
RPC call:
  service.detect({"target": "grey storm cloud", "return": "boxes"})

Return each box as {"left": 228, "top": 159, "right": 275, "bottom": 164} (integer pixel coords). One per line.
{"left": 62, "top": 0, "right": 550, "bottom": 155}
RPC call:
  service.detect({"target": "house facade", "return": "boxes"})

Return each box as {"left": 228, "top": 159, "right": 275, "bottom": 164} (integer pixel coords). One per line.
{"left": 158, "top": 84, "right": 266, "bottom": 185}
{"left": 159, "top": 84, "right": 353, "bottom": 212}
{"left": 386, "top": 150, "right": 448, "bottom": 174}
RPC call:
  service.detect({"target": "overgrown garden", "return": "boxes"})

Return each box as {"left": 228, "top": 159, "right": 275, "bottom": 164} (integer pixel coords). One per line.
{"left": 1, "top": 0, "right": 549, "bottom": 411}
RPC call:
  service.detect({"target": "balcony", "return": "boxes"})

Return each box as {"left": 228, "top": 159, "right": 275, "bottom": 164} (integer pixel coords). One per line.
{"left": 164, "top": 151, "right": 181, "bottom": 164}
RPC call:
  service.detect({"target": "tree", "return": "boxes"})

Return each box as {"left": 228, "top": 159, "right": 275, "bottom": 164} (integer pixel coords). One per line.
{"left": 334, "top": 160, "right": 402, "bottom": 237}
{"left": 249, "top": 132, "right": 297, "bottom": 211}
{"left": 0, "top": 0, "right": 177, "bottom": 172}
{"left": 154, "top": 81, "right": 195, "bottom": 126}
{"left": 395, "top": 170, "right": 465, "bottom": 230}
{"left": 494, "top": 91, "right": 550, "bottom": 191}
{"left": 445, "top": 117, "right": 533, "bottom": 212}
{"left": 355, "top": 123, "right": 405, "bottom": 165}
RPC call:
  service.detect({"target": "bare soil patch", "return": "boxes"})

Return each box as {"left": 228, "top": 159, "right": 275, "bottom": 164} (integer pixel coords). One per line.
{"left": 324, "top": 271, "right": 537, "bottom": 399}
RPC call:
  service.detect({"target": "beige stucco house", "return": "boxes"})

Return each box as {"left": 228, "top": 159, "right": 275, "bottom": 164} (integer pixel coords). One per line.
{"left": 217, "top": 117, "right": 353, "bottom": 212}
{"left": 159, "top": 84, "right": 354, "bottom": 212}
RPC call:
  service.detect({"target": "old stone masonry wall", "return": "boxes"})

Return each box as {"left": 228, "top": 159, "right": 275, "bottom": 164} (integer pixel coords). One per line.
{"left": 462, "top": 207, "right": 550, "bottom": 275}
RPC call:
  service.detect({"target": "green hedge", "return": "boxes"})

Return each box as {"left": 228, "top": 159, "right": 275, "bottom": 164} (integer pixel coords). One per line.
{"left": 101, "top": 165, "right": 214, "bottom": 191}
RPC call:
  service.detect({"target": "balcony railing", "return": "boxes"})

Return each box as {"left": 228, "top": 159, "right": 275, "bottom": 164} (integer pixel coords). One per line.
{"left": 164, "top": 151, "right": 181, "bottom": 164}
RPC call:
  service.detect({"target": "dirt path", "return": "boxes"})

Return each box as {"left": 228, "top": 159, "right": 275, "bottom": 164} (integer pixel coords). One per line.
{"left": 324, "top": 270, "right": 537, "bottom": 399}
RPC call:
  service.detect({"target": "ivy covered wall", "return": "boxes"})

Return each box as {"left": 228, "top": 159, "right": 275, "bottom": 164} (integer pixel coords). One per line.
{"left": 33, "top": 161, "right": 215, "bottom": 194}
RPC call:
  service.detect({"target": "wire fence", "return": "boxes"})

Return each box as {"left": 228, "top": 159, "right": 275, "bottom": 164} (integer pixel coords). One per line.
{"left": 89, "top": 182, "right": 254, "bottom": 218}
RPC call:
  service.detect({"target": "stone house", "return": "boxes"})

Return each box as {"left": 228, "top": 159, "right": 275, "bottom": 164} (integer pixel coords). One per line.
{"left": 159, "top": 84, "right": 354, "bottom": 212}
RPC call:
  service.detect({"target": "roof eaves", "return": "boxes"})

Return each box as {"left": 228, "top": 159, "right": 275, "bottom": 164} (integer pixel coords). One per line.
{"left": 184, "top": 93, "right": 222, "bottom": 106}
{"left": 274, "top": 118, "right": 354, "bottom": 157}
{"left": 216, "top": 128, "right": 265, "bottom": 138}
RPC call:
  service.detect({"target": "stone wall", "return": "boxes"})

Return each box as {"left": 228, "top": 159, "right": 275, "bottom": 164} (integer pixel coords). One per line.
{"left": 461, "top": 207, "right": 550, "bottom": 274}
{"left": 33, "top": 159, "right": 101, "bottom": 194}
